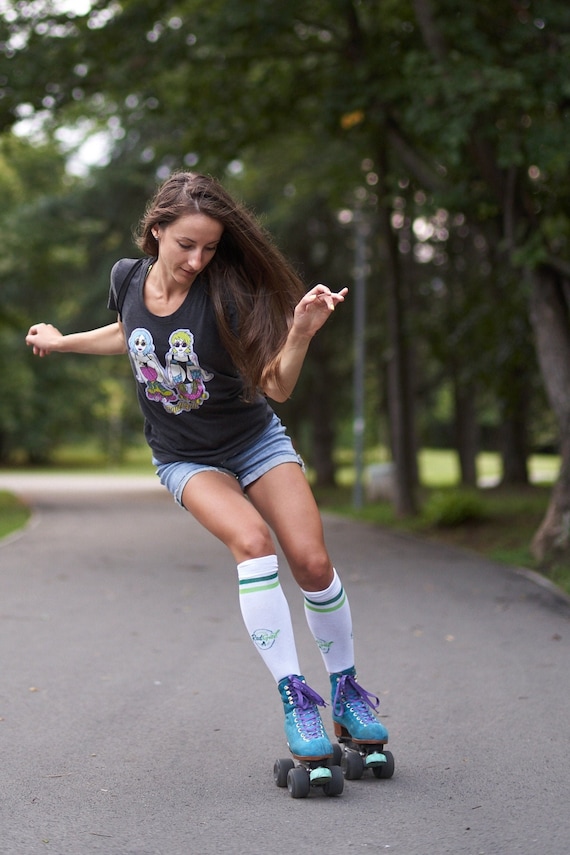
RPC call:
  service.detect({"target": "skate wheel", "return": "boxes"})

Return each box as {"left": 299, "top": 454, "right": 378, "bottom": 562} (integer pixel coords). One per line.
{"left": 323, "top": 765, "right": 344, "bottom": 797}
{"left": 343, "top": 749, "right": 364, "bottom": 780}
{"left": 332, "top": 743, "right": 343, "bottom": 766}
{"left": 274, "top": 758, "right": 294, "bottom": 788}
{"left": 372, "top": 750, "right": 395, "bottom": 779}
{"left": 287, "top": 766, "right": 310, "bottom": 799}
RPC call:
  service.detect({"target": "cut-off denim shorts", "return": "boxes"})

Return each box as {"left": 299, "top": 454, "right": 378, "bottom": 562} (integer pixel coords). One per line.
{"left": 153, "top": 412, "right": 304, "bottom": 508}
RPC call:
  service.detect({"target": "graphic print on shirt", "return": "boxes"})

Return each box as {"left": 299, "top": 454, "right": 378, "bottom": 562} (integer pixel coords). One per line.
{"left": 127, "top": 327, "right": 213, "bottom": 415}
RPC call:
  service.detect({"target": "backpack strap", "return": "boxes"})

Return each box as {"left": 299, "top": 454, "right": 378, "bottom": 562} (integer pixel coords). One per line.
{"left": 110, "top": 257, "right": 147, "bottom": 316}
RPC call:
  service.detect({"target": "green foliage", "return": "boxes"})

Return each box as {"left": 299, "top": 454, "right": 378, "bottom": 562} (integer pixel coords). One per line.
{"left": 422, "top": 489, "right": 487, "bottom": 528}
{"left": 0, "top": 0, "right": 569, "bottom": 506}
{"left": 0, "top": 132, "right": 144, "bottom": 463}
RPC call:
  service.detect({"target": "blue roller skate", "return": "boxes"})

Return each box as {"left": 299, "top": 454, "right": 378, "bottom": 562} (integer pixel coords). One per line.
{"left": 330, "top": 667, "right": 395, "bottom": 780}
{"left": 273, "top": 675, "right": 343, "bottom": 798}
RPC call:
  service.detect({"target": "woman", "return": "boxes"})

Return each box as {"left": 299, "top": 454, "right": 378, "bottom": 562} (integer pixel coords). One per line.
{"left": 26, "top": 172, "right": 389, "bottom": 769}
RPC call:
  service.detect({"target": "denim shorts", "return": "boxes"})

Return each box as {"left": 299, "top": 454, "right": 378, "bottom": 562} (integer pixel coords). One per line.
{"left": 153, "top": 413, "right": 304, "bottom": 508}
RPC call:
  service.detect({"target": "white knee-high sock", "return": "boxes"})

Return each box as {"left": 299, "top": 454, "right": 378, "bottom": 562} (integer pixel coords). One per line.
{"left": 302, "top": 569, "right": 354, "bottom": 674}
{"left": 237, "top": 554, "right": 300, "bottom": 683}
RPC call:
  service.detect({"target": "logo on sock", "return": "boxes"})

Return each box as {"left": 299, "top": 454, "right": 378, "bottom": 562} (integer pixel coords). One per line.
{"left": 251, "top": 629, "right": 280, "bottom": 650}
{"left": 316, "top": 638, "right": 334, "bottom": 654}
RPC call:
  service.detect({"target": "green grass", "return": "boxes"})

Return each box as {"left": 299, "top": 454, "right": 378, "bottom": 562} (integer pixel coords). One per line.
{"left": 418, "top": 449, "right": 560, "bottom": 488}
{"left": 0, "top": 491, "right": 31, "bottom": 540}
{"left": 8, "top": 440, "right": 153, "bottom": 473}
{"left": 50, "top": 441, "right": 153, "bottom": 472}
{"left": 334, "top": 448, "right": 560, "bottom": 489}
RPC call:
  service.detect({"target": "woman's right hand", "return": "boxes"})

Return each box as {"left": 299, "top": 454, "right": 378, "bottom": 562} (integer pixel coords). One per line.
{"left": 25, "top": 323, "right": 64, "bottom": 357}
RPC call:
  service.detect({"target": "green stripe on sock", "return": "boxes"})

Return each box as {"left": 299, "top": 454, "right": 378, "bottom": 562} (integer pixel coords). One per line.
{"left": 240, "top": 580, "right": 280, "bottom": 595}
{"left": 239, "top": 572, "right": 279, "bottom": 595}
{"left": 239, "top": 572, "right": 277, "bottom": 587}
{"left": 304, "top": 590, "right": 347, "bottom": 613}
{"left": 304, "top": 587, "right": 344, "bottom": 608}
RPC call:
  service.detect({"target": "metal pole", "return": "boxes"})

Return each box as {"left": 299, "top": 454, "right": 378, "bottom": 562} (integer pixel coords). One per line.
{"left": 353, "top": 207, "right": 367, "bottom": 509}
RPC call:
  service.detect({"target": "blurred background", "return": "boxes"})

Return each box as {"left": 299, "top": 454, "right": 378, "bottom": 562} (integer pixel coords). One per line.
{"left": 1, "top": 0, "right": 569, "bottom": 576}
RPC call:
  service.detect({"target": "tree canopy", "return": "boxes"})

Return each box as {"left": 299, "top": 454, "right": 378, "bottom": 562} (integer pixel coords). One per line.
{"left": 1, "top": 0, "right": 570, "bottom": 564}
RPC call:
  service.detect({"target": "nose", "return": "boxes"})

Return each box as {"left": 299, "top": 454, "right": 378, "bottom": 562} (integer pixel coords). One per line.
{"left": 187, "top": 247, "right": 204, "bottom": 270}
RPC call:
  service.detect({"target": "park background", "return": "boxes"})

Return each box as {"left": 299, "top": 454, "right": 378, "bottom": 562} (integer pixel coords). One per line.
{"left": 1, "top": 0, "right": 570, "bottom": 592}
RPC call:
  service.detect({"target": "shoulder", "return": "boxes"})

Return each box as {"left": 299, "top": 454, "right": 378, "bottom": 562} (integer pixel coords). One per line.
{"left": 109, "top": 257, "right": 153, "bottom": 316}
{"left": 111, "top": 257, "right": 149, "bottom": 285}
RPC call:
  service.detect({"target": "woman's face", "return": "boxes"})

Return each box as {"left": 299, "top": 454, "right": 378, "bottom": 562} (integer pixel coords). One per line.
{"left": 154, "top": 213, "right": 223, "bottom": 287}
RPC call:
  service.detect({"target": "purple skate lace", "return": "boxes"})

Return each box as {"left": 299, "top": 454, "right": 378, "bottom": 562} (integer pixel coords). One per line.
{"left": 332, "top": 673, "right": 380, "bottom": 720}
{"left": 286, "top": 676, "right": 328, "bottom": 739}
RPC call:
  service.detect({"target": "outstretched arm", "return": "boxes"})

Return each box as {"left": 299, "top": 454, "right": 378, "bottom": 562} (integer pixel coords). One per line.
{"left": 261, "top": 284, "right": 348, "bottom": 403}
{"left": 25, "top": 321, "right": 127, "bottom": 358}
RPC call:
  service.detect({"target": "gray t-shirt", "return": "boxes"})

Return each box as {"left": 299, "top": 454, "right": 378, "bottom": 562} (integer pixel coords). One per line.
{"left": 108, "top": 257, "right": 273, "bottom": 464}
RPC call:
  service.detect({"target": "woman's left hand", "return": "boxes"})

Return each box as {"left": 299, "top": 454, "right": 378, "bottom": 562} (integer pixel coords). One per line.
{"left": 292, "top": 284, "right": 349, "bottom": 338}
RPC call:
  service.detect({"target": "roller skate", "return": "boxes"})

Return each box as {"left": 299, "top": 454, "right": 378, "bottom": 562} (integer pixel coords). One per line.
{"left": 330, "top": 667, "right": 395, "bottom": 780}
{"left": 273, "top": 675, "right": 344, "bottom": 798}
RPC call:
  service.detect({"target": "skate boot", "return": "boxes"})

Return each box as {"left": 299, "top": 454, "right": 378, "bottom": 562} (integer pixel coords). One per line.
{"left": 278, "top": 675, "right": 333, "bottom": 760}
{"left": 274, "top": 675, "right": 344, "bottom": 797}
{"left": 330, "top": 667, "right": 394, "bottom": 780}
{"left": 331, "top": 666, "right": 388, "bottom": 742}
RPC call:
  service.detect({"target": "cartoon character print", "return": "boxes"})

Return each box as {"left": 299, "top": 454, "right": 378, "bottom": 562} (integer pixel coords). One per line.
{"left": 126, "top": 327, "right": 213, "bottom": 415}
{"left": 127, "top": 328, "right": 176, "bottom": 405}
{"left": 163, "top": 329, "right": 213, "bottom": 414}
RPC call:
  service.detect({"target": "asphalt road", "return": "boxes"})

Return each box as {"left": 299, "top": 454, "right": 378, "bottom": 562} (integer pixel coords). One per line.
{"left": 1, "top": 473, "right": 569, "bottom": 855}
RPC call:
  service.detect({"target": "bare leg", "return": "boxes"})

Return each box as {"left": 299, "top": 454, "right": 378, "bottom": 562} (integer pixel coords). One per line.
{"left": 246, "top": 462, "right": 333, "bottom": 591}
{"left": 181, "top": 465, "right": 351, "bottom": 760}
{"left": 180, "top": 470, "right": 276, "bottom": 561}
{"left": 180, "top": 463, "right": 333, "bottom": 593}
{"left": 181, "top": 467, "right": 302, "bottom": 681}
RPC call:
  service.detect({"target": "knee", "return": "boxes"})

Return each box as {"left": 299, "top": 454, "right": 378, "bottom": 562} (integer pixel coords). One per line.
{"left": 232, "top": 523, "right": 275, "bottom": 563}
{"left": 290, "top": 551, "right": 333, "bottom": 592}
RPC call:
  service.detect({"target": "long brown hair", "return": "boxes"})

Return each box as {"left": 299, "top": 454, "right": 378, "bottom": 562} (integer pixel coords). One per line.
{"left": 135, "top": 172, "right": 305, "bottom": 400}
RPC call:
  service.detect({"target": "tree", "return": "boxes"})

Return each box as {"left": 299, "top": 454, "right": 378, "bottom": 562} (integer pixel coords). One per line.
{"left": 2, "top": 0, "right": 569, "bottom": 559}
{"left": 401, "top": 0, "right": 570, "bottom": 561}
{"left": 529, "top": 267, "right": 570, "bottom": 563}
{"left": 0, "top": 131, "right": 144, "bottom": 463}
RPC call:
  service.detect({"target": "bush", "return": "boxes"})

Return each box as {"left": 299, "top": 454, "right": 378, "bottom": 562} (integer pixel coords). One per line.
{"left": 423, "top": 489, "right": 487, "bottom": 528}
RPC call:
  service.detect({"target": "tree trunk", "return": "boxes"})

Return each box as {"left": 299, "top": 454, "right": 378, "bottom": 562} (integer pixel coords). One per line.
{"left": 499, "top": 412, "right": 529, "bottom": 486}
{"left": 377, "top": 144, "right": 417, "bottom": 515}
{"left": 453, "top": 377, "right": 479, "bottom": 487}
{"left": 528, "top": 266, "right": 570, "bottom": 564}
{"left": 531, "top": 432, "right": 570, "bottom": 565}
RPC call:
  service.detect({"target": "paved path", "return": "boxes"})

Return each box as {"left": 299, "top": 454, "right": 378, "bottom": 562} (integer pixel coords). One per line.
{"left": 1, "top": 474, "right": 569, "bottom": 855}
